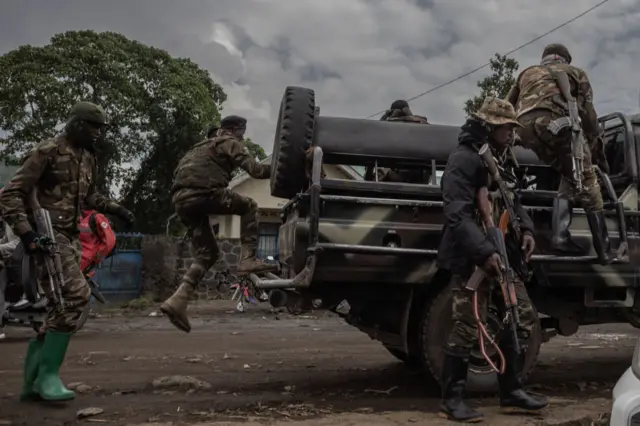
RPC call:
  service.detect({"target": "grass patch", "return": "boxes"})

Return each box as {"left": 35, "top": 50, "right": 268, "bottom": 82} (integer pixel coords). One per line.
{"left": 119, "top": 293, "right": 156, "bottom": 311}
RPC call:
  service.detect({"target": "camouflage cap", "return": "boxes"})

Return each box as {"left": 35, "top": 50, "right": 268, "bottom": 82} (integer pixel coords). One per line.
{"left": 220, "top": 115, "right": 247, "bottom": 129}
{"left": 471, "top": 97, "right": 523, "bottom": 128}
{"left": 542, "top": 43, "right": 572, "bottom": 64}
{"left": 70, "top": 101, "right": 107, "bottom": 125}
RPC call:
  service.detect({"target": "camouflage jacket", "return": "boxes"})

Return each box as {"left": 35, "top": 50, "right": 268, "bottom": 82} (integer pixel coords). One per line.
{"left": 0, "top": 134, "right": 121, "bottom": 237}
{"left": 506, "top": 63, "right": 599, "bottom": 140}
{"left": 171, "top": 134, "right": 270, "bottom": 203}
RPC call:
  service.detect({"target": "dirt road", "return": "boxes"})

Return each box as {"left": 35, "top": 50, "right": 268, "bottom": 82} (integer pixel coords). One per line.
{"left": 0, "top": 301, "right": 633, "bottom": 426}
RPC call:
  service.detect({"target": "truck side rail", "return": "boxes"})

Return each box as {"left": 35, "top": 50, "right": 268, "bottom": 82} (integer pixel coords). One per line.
{"left": 251, "top": 147, "right": 630, "bottom": 291}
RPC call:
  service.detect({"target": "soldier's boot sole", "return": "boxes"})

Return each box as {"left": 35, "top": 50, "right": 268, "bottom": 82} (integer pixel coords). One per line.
{"left": 498, "top": 389, "right": 549, "bottom": 415}
{"left": 159, "top": 283, "right": 192, "bottom": 333}
{"left": 159, "top": 303, "right": 191, "bottom": 333}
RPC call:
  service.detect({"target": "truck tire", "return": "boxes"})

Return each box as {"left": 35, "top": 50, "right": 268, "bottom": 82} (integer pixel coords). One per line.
{"left": 270, "top": 86, "right": 316, "bottom": 199}
{"left": 420, "top": 282, "right": 542, "bottom": 394}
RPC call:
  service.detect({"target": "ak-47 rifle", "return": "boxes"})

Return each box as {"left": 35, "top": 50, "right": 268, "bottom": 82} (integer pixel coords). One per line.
{"left": 546, "top": 68, "right": 586, "bottom": 192}
{"left": 27, "top": 189, "right": 65, "bottom": 311}
{"left": 465, "top": 143, "right": 523, "bottom": 355}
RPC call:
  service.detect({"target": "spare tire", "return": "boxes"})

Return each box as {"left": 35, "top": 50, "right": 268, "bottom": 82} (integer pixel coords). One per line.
{"left": 270, "top": 86, "right": 316, "bottom": 199}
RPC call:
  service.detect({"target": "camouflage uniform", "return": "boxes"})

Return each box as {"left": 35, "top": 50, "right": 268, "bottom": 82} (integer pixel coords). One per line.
{"left": 0, "top": 102, "right": 134, "bottom": 403}
{"left": 160, "top": 115, "right": 274, "bottom": 333}
{"left": 365, "top": 100, "right": 431, "bottom": 183}
{"left": 506, "top": 43, "right": 614, "bottom": 264}
{"left": 437, "top": 97, "right": 547, "bottom": 422}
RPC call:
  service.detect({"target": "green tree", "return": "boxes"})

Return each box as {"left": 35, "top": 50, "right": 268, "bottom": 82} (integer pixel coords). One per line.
{"left": 0, "top": 30, "right": 226, "bottom": 233}
{"left": 464, "top": 53, "right": 519, "bottom": 116}
{"left": 244, "top": 138, "right": 267, "bottom": 161}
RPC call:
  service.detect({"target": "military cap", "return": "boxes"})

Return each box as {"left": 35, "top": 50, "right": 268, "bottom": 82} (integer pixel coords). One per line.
{"left": 70, "top": 101, "right": 107, "bottom": 125}
{"left": 542, "top": 43, "right": 572, "bottom": 64}
{"left": 220, "top": 115, "right": 247, "bottom": 129}
{"left": 471, "top": 97, "right": 523, "bottom": 128}
{"left": 390, "top": 100, "right": 410, "bottom": 110}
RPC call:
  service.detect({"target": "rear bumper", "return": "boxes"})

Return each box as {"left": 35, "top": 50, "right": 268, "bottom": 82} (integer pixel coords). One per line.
{"left": 611, "top": 367, "right": 640, "bottom": 425}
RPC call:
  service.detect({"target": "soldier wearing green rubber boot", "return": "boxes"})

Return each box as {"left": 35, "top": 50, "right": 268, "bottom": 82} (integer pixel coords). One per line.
{"left": 0, "top": 102, "right": 134, "bottom": 402}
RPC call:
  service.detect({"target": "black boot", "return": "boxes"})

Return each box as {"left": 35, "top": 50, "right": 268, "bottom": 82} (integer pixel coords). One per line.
{"left": 439, "top": 354, "right": 483, "bottom": 423}
{"left": 587, "top": 210, "right": 615, "bottom": 266}
{"left": 551, "top": 196, "right": 585, "bottom": 255}
{"left": 498, "top": 340, "right": 548, "bottom": 414}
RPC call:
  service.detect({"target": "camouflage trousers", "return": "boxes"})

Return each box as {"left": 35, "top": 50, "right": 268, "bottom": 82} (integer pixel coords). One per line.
{"left": 445, "top": 274, "right": 538, "bottom": 356}
{"left": 518, "top": 114, "right": 603, "bottom": 212}
{"left": 36, "top": 232, "right": 90, "bottom": 333}
{"left": 175, "top": 188, "right": 259, "bottom": 290}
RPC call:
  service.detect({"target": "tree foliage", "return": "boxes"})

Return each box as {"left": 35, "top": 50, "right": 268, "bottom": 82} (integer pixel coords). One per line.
{"left": 464, "top": 53, "right": 519, "bottom": 116}
{"left": 243, "top": 138, "right": 267, "bottom": 162}
{"left": 231, "top": 138, "right": 268, "bottom": 178}
{"left": 0, "top": 30, "right": 226, "bottom": 233}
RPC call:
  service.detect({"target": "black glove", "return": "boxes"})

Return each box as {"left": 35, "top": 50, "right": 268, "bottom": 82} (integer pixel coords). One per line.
{"left": 20, "top": 231, "right": 52, "bottom": 253}
{"left": 113, "top": 206, "right": 135, "bottom": 226}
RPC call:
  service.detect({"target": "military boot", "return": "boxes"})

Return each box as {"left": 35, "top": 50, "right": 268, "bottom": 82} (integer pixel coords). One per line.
{"left": 587, "top": 210, "right": 615, "bottom": 266}
{"left": 498, "top": 339, "right": 548, "bottom": 414}
{"left": 550, "top": 196, "right": 584, "bottom": 255}
{"left": 438, "top": 353, "right": 483, "bottom": 423}
{"left": 33, "top": 332, "right": 75, "bottom": 401}
{"left": 237, "top": 244, "right": 278, "bottom": 275}
{"left": 19, "top": 338, "right": 43, "bottom": 401}
{"left": 159, "top": 282, "right": 194, "bottom": 333}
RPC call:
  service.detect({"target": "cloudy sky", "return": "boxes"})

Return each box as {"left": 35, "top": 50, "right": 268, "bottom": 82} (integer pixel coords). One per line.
{"left": 1, "top": 0, "right": 639, "bottom": 154}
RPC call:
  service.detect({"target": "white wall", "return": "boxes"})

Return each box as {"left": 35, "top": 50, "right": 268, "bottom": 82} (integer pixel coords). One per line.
{"left": 233, "top": 164, "right": 348, "bottom": 209}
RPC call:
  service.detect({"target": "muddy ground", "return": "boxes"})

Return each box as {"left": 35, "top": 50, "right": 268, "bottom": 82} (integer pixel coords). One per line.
{"left": 0, "top": 300, "right": 633, "bottom": 426}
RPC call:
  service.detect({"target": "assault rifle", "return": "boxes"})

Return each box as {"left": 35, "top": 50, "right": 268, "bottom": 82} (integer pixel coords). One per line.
{"left": 465, "top": 143, "right": 523, "bottom": 355}
{"left": 27, "top": 189, "right": 65, "bottom": 311}
{"left": 547, "top": 68, "right": 586, "bottom": 192}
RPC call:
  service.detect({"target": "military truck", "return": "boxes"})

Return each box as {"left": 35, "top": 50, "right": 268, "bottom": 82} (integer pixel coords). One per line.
{"left": 250, "top": 86, "right": 639, "bottom": 393}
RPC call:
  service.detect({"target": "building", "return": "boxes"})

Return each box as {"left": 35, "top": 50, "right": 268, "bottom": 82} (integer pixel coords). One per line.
{"left": 229, "top": 156, "right": 363, "bottom": 260}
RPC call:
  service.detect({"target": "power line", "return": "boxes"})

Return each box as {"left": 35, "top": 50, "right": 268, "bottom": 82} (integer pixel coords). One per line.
{"left": 365, "top": 0, "right": 610, "bottom": 119}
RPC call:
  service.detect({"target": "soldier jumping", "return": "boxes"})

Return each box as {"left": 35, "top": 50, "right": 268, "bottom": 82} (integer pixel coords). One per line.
{"left": 160, "top": 115, "right": 276, "bottom": 333}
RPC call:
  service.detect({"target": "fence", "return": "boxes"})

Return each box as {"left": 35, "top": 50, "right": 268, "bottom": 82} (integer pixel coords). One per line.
{"left": 92, "top": 233, "right": 144, "bottom": 302}
{"left": 92, "top": 226, "right": 282, "bottom": 301}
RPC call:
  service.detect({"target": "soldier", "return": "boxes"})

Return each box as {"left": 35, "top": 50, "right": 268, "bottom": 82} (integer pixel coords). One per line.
{"left": 438, "top": 97, "right": 548, "bottom": 422}
{"left": 160, "top": 115, "right": 275, "bottom": 333}
{"left": 206, "top": 125, "right": 219, "bottom": 139}
{"left": 365, "top": 100, "right": 431, "bottom": 183}
{"left": 506, "top": 43, "right": 614, "bottom": 264}
{"left": 0, "top": 102, "right": 135, "bottom": 402}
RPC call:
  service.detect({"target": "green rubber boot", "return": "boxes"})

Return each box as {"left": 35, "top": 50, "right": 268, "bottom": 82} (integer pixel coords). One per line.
{"left": 33, "top": 332, "right": 75, "bottom": 401}
{"left": 19, "top": 339, "right": 43, "bottom": 401}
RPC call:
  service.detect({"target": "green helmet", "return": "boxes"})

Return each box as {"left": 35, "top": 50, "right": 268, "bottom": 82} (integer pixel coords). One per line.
{"left": 70, "top": 101, "right": 107, "bottom": 125}
{"left": 542, "top": 43, "right": 572, "bottom": 64}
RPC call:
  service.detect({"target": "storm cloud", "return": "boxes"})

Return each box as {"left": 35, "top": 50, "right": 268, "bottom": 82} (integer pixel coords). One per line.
{"left": 1, "top": 0, "right": 638, "bottom": 154}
